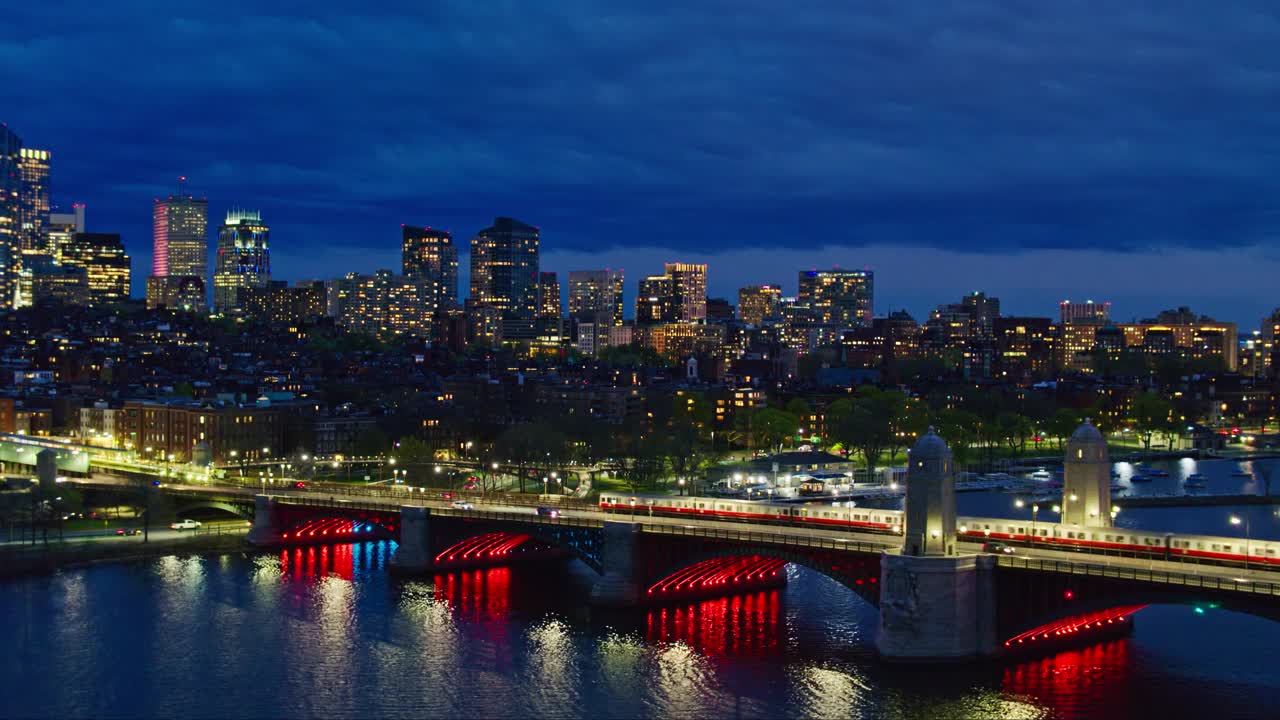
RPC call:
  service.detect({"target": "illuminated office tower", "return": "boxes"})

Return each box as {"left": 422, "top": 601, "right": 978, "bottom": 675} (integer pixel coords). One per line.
{"left": 151, "top": 180, "right": 208, "bottom": 278}
{"left": 213, "top": 209, "right": 270, "bottom": 312}
{"left": 665, "top": 262, "right": 707, "bottom": 322}
{"left": 1059, "top": 300, "right": 1111, "bottom": 326}
{"left": 636, "top": 274, "right": 676, "bottom": 325}
{"left": 47, "top": 204, "right": 86, "bottom": 263}
{"left": 401, "top": 225, "right": 457, "bottom": 310}
{"left": 568, "top": 269, "right": 624, "bottom": 325}
{"left": 0, "top": 126, "right": 21, "bottom": 305}
{"left": 17, "top": 147, "right": 50, "bottom": 254}
{"left": 738, "top": 284, "right": 782, "bottom": 326}
{"left": 58, "top": 232, "right": 131, "bottom": 305}
{"left": 538, "top": 272, "right": 561, "bottom": 320}
{"left": 469, "top": 217, "right": 539, "bottom": 338}
{"left": 798, "top": 268, "right": 873, "bottom": 328}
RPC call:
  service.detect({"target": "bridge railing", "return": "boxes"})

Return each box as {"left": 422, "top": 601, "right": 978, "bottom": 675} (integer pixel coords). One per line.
{"left": 193, "top": 476, "right": 596, "bottom": 510}
{"left": 268, "top": 496, "right": 605, "bottom": 530}
{"left": 999, "top": 556, "right": 1280, "bottom": 597}
{"left": 640, "top": 522, "right": 894, "bottom": 555}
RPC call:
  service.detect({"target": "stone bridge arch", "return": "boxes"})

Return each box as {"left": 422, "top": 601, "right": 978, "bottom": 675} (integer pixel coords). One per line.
{"left": 640, "top": 543, "right": 883, "bottom": 607}
{"left": 172, "top": 500, "right": 253, "bottom": 520}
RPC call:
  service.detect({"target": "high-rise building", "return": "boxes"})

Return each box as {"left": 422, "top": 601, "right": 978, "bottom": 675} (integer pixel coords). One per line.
{"left": 145, "top": 275, "right": 206, "bottom": 312}
{"left": 798, "top": 269, "right": 873, "bottom": 328}
{"left": 961, "top": 291, "right": 1000, "bottom": 336}
{"left": 15, "top": 254, "right": 89, "bottom": 308}
{"left": 213, "top": 209, "right": 270, "bottom": 312}
{"left": 469, "top": 217, "right": 539, "bottom": 338}
{"left": 538, "top": 271, "right": 561, "bottom": 319}
{"left": 636, "top": 274, "right": 676, "bottom": 325}
{"left": 332, "top": 270, "right": 435, "bottom": 338}
{"left": 1060, "top": 300, "right": 1111, "bottom": 326}
{"left": 17, "top": 147, "right": 50, "bottom": 255}
{"left": 567, "top": 269, "right": 624, "bottom": 325}
{"left": 241, "top": 280, "right": 326, "bottom": 325}
{"left": 0, "top": 126, "right": 22, "bottom": 306}
{"left": 738, "top": 284, "right": 782, "bottom": 326}
{"left": 665, "top": 262, "right": 707, "bottom": 322}
{"left": 402, "top": 225, "right": 458, "bottom": 310}
{"left": 150, "top": 181, "right": 208, "bottom": 278}
{"left": 47, "top": 204, "right": 85, "bottom": 263}
{"left": 58, "top": 232, "right": 131, "bottom": 305}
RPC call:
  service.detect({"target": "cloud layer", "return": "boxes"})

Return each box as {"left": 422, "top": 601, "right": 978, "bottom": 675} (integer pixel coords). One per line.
{"left": 3, "top": 2, "right": 1279, "bottom": 324}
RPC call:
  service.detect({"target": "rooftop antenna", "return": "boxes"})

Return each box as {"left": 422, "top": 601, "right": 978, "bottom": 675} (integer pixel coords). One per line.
{"left": 176, "top": 175, "right": 188, "bottom": 197}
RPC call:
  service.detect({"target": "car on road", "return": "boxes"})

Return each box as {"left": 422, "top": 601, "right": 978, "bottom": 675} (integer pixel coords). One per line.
{"left": 982, "top": 541, "right": 1015, "bottom": 554}
{"left": 450, "top": 500, "right": 475, "bottom": 510}
{"left": 170, "top": 519, "right": 202, "bottom": 531}
{"left": 115, "top": 528, "right": 142, "bottom": 536}
{"left": 293, "top": 481, "right": 307, "bottom": 489}
{"left": 536, "top": 506, "right": 561, "bottom": 519}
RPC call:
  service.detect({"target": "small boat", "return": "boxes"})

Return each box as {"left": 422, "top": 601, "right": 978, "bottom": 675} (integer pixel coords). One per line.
{"left": 1186, "top": 473, "right": 1206, "bottom": 481}
{"left": 1184, "top": 479, "right": 1207, "bottom": 489}
{"left": 1148, "top": 469, "right": 1169, "bottom": 477}
{"left": 1130, "top": 474, "right": 1153, "bottom": 483}
{"left": 1232, "top": 470, "right": 1253, "bottom": 478}
{"left": 1029, "top": 469, "right": 1053, "bottom": 481}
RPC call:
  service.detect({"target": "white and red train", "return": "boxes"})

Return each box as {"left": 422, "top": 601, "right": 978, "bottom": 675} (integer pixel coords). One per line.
{"left": 598, "top": 493, "right": 1280, "bottom": 568}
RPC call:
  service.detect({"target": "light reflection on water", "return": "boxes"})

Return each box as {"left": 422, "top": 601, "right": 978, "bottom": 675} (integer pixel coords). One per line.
{"left": 0, "top": 540, "right": 1278, "bottom": 719}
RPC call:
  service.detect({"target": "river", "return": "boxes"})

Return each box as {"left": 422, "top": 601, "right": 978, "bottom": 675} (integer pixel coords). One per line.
{"left": 2, "top": 535, "right": 1279, "bottom": 719}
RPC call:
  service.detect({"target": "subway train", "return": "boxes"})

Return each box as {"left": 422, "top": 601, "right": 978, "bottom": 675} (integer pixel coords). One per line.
{"left": 597, "top": 493, "right": 1280, "bottom": 568}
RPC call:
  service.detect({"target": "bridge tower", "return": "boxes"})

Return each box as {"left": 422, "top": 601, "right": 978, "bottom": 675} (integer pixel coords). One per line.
{"left": 1062, "top": 418, "right": 1111, "bottom": 528}
{"left": 877, "top": 428, "right": 996, "bottom": 661}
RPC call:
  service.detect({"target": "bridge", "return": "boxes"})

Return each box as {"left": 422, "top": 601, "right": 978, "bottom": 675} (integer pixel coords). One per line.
{"left": 68, "top": 420, "right": 1280, "bottom": 663}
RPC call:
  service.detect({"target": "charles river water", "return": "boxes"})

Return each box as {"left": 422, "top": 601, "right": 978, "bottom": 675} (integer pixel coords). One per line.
{"left": 3, "top": 458, "right": 1280, "bottom": 719}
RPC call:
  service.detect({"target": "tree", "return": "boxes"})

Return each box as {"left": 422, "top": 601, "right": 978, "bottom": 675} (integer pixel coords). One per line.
{"left": 935, "top": 410, "right": 980, "bottom": 469}
{"left": 352, "top": 427, "right": 391, "bottom": 458}
{"left": 1131, "top": 392, "right": 1174, "bottom": 452}
{"left": 1048, "top": 408, "right": 1081, "bottom": 450}
{"left": 785, "top": 398, "right": 812, "bottom": 443}
{"left": 997, "top": 412, "right": 1035, "bottom": 457}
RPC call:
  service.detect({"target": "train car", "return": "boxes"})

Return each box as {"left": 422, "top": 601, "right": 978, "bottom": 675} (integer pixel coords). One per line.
{"left": 598, "top": 492, "right": 1280, "bottom": 569}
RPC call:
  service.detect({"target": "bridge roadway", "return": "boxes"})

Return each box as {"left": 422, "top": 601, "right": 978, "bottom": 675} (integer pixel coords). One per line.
{"left": 71, "top": 475, "right": 1280, "bottom": 598}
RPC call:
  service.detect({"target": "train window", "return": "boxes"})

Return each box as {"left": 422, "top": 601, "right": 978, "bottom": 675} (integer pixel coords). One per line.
{"left": 1268, "top": 549, "right": 1276, "bottom": 556}
{"left": 1212, "top": 544, "right": 1221, "bottom": 551}
{"left": 697, "top": 504, "right": 704, "bottom": 509}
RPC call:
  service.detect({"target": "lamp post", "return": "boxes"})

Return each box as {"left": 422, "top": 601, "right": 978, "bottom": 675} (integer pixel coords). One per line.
{"left": 542, "top": 476, "right": 549, "bottom": 497}
{"left": 1231, "top": 514, "right": 1250, "bottom": 571}
{"left": 678, "top": 478, "right": 686, "bottom": 496}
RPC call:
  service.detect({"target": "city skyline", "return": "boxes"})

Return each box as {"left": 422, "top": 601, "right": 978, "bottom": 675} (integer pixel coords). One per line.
{"left": 5, "top": 4, "right": 1280, "bottom": 326}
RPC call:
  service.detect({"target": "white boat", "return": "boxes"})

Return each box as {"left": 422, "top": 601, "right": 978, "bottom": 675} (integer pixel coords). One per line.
{"left": 1029, "top": 469, "right": 1053, "bottom": 481}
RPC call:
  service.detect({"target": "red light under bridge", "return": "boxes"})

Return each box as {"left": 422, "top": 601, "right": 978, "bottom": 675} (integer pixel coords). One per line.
{"left": 281, "top": 518, "right": 383, "bottom": 541}
{"left": 434, "top": 532, "right": 537, "bottom": 568}
{"left": 647, "top": 556, "right": 789, "bottom": 604}
{"left": 1004, "top": 604, "right": 1148, "bottom": 653}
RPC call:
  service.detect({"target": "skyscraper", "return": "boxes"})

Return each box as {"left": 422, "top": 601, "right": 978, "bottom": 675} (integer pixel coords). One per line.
{"left": 47, "top": 204, "right": 86, "bottom": 263}
{"left": 213, "top": 209, "right": 270, "bottom": 313}
{"left": 798, "top": 268, "right": 873, "bottom": 328}
{"left": 961, "top": 291, "right": 1000, "bottom": 336}
{"left": 17, "top": 147, "right": 50, "bottom": 255}
{"left": 58, "top": 232, "right": 131, "bottom": 305}
{"left": 567, "top": 269, "right": 624, "bottom": 325}
{"left": 401, "top": 225, "right": 457, "bottom": 310}
{"left": 538, "top": 271, "right": 561, "bottom": 320}
{"left": 0, "top": 126, "right": 22, "bottom": 306}
{"left": 636, "top": 274, "right": 676, "bottom": 325}
{"left": 151, "top": 181, "right": 208, "bottom": 278}
{"left": 738, "top": 284, "right": 782, "bottom": 326}
{"left": 665, "top": 262, "right": 707, "bottom": 322}
{"left": 469, "top": 217, "right": 539, "bottom": 338}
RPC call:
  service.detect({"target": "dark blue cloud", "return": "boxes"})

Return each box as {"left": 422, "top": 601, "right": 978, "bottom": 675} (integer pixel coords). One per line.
{"left": 3, "top": 1, "right": 1280, "bottom": 321}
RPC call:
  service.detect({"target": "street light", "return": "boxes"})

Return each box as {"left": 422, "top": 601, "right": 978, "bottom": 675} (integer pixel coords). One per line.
{"left": 678, "top": 478, "right": 686, "bottom": 496}
{"left": 1231, "top": 515, "right": 1251, "bottom": 571}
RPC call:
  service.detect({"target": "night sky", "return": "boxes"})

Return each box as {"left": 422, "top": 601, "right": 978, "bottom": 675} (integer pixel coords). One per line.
{"left": 3, "top": 2, "right": 1280, "bottom": 326}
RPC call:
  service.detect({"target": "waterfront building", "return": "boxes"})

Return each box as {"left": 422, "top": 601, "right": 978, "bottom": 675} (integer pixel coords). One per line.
{"left": 213, "top": 209, "right": 270, "bottom": 313}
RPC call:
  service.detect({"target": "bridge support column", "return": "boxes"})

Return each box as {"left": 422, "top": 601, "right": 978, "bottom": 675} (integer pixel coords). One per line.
{"left": 247, "top": 495, "right": 282, "bottom": 547}
{"left": 877, "top": 551, "right": 997, "bottom": 662}
{"left": 390, "top": 506, "right": 434, "bottom": 573}
{"left": 590, "top": 522, "right": 641, "bottom": 607}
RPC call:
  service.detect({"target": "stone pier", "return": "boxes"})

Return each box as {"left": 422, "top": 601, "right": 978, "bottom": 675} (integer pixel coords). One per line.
{"left": 246, "top": 495, "right": 282, "bottom": 546}
{"left": 589, "top": 522, "right": 642, "bottom": 607}
{"left": 390, "top": 506, "right": 433, "bottom": 573}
